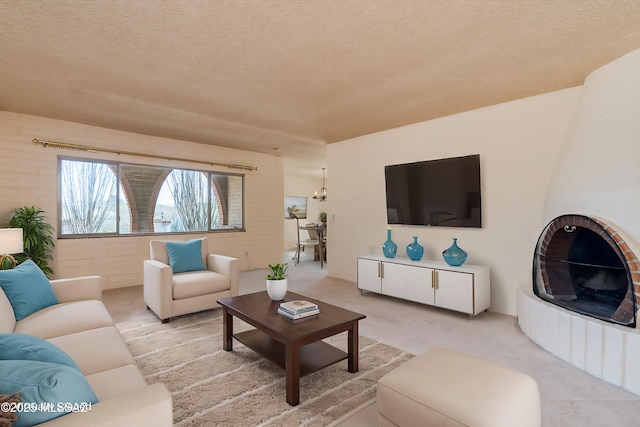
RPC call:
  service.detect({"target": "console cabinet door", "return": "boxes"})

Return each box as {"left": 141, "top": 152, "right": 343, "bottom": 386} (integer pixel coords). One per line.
{"left": 434, "top": 270, "right": 474, "bottom": 314}
{"left": 357, "top": 258, "right": 382, "bottom": 293}
{"left": 406, "top": 266, "right": 434, "bottom": 305}
{"left": 381, "top": 262, "right": 407, "bottom": 299}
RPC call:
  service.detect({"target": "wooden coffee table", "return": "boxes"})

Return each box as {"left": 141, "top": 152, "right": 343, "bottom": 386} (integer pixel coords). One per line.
{"left": 217, "top": 291, "right": 366, "bottom": 406}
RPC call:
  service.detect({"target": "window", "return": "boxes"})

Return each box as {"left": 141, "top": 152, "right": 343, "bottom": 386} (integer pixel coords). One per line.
{"left": 59, "top": 158, "right": 244, "bottom": 236}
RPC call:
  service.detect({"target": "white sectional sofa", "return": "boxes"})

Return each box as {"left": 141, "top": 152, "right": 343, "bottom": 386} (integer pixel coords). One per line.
{"left": 0, "top": 273, "right": 172, "bottom": 426}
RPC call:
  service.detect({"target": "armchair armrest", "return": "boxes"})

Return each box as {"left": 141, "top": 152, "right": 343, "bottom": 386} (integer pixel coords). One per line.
{"left": 39, "top": 383, "right": 172, "bottom": 427}
{"left": 50, "top": 276, "right": 102, "bottom": 303}
{"left": 206, "top": 254, "right": 239, "bottom": 297}
{"left": 143, "top": 259, "right": 174, "bottom": 321}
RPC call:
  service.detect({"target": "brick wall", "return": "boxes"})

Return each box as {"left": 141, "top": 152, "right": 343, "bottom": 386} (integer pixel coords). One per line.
{"left": 0, "top": 111, "right": 284, "bottom": 289}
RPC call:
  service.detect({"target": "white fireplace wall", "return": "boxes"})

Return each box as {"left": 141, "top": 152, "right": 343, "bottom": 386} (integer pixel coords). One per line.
{"left": 519, "top": 48, "right": 640, "bottom": 396}
{"left": 545, "top": 48, "right": 640, "bottom": 247}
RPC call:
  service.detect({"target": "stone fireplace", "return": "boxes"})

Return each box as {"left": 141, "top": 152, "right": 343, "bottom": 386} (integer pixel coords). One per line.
{"left": 533, "top": 215, "right": 638, "bottom": 327}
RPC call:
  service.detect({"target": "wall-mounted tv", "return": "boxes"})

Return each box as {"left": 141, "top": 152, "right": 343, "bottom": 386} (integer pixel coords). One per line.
{"left": 385, "top": 154, "right": 482, "bottom": 228}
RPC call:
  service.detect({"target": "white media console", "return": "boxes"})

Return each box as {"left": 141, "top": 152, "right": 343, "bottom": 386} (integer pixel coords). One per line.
{"left": 357, "top": 255, "right": 490, "bottom": 318}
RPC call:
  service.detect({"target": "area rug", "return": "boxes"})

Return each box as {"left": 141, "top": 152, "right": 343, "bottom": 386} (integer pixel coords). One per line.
{"left": 117, "top": 310, "right": 414, "bottom": 427}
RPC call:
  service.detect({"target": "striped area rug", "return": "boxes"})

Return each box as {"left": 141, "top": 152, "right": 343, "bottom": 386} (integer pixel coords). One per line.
{"left": 117, "top": 310, "right": 413, "bottom": 427}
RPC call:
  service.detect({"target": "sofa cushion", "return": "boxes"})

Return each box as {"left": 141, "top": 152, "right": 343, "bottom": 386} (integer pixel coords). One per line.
{"left": 85, "top": 364, "right": 148, "bottom": 401}
{"left": 48, "top": 326, "right": 136, "bottom": 376}
{"left": 0, "top": 333, "right": 80, "bottom": 371}
{"left": 0, "top": 288, "right": 16, "bottom": 334}
{"left": 166, "top": 239, "right": 206, "bottom": 273}
{"left": 0, "top": 260, "right": 58, "bottom": 321}
{"left": 172, "top": 270, "right": 230, "bottom": 300}
{"left": 14, "top": 300, "right": 114, "bottom": 340}
{"left": 0, "top": 360, "right": 99, "bottom": 427}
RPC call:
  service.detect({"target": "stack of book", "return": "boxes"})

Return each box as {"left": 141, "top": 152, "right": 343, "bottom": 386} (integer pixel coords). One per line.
{"left": 278, "top": 300, "right": 320, "bottom": 319}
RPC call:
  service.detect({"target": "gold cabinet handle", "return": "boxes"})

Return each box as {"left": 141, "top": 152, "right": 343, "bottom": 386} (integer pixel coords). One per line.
{"left": 380, "top": 262, "right": 384, "bottom": 279}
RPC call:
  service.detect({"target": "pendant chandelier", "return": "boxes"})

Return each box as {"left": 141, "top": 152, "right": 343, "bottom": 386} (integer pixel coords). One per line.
{"left": 313, "top": 168, "right": 327, "bottom": 202}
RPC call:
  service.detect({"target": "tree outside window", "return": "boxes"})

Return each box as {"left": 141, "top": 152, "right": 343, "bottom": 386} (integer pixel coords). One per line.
{"left": 60, "top": 160, "right": 117, "bottom": 234}
{"left": 161, "top": 169, "right": 208, "bottom": 232}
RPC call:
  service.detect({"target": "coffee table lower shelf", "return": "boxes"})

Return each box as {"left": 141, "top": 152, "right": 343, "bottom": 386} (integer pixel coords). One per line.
{"left": 234, "top": 329, "right": 348, "bottom": 376}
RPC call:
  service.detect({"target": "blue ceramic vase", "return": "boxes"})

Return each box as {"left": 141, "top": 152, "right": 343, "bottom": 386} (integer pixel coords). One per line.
{"left": 406, "top": 236, "right": 424, "bottom": 261}
{"left": 382, "top": 229, "right": 397, "bottom": 258}
{"left": 442, "top": 238, "right": 467, "bottom": 266}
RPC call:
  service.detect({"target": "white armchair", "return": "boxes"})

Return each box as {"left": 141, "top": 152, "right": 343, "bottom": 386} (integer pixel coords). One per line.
{"left": 143, "top": 238, "right": 239, "bottom": 323}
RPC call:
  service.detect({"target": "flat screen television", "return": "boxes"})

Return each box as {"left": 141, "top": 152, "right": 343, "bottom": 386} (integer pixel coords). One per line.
{"left": 385, "top": 154, "right": 482, "bottom": 228}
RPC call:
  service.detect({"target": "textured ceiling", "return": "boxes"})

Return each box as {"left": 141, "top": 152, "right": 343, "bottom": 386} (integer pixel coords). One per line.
{"left": 1, "top": 1, "right": 640, "bottom": 177}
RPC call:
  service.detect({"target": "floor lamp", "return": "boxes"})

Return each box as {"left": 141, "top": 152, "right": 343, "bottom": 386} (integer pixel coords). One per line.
{"left": 0, "top": 228, "right": 24, "bottom": 270}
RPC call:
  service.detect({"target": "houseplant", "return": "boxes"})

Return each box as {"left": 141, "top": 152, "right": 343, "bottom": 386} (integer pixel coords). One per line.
{"left": 6, "top": 206, "right": 56, "bottom": 278}
{"left": 266, "top": 263, "right": 288, "bottom": 300}
{"left": 319, "top": 212, "right": 327, "bottom": 225}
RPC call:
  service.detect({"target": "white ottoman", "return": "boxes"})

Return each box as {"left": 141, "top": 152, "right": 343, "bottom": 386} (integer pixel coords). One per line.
{"left": 376, "top": 347, "right": 541, "bottom": 427}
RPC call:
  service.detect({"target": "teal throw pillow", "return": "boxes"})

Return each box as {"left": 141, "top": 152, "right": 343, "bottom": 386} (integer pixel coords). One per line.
{"left": 0, "top": 360, "right": 99, "bottom": 427}
{"left": 0, "top": 333, "right": 80, "bottom": 371}
{"left": 166, "top": 239, "right": 206, "bottom": 273}
{"left": 0, "top": 260, "right": 58, "bottom": 321}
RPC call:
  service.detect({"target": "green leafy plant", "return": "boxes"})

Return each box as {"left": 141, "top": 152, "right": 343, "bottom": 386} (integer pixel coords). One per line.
{"left": 266, "top": 263, "right": 288, "bottom": 280}
{"left": 7, "top": 206, "right": 56, "bottom": 278}
{"left": 319, "top": 212, "right": 327, "bottom": 223}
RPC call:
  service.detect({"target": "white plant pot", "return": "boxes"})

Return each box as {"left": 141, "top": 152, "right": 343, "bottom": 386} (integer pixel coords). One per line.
{"left": 266, "top": 278, "right": 287, "bottom": 301}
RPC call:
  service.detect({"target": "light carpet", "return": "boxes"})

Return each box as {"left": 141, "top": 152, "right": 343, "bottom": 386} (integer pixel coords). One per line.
{"left": 116, "top": 310, "right": 413, "bottom": 427}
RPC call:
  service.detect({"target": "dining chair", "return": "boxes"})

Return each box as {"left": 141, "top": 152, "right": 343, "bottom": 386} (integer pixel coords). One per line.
{"left": 293, "top": 218, "right": 321, "bottom": 266}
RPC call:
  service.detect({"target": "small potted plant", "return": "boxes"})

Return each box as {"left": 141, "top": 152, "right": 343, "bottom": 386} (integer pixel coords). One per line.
{"left": 319, "top": 212, "right": 327, "bottom": 225}
{"left": 266, "top": 263, "right": 288, "bottom": 301}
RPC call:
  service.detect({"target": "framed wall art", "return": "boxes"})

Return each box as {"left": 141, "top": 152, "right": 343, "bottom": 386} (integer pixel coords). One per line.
{"left": 284, "top": 196, "right": 307, "bottom": 219}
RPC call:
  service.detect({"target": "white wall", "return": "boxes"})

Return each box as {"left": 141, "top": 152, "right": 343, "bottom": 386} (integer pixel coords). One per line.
{"left": 326, "top": 87, "right": 583, "bottom": 315}
{"left": 0, "top": 112, "right": 284, "bottom": 289}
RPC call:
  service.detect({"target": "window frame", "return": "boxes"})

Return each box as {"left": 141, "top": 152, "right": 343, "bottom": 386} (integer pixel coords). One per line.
{"left": 57, "top": 156, "right": 245, "bottom": 238}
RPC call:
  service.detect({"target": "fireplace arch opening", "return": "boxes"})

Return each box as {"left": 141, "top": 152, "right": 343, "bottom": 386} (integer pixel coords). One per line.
{"left": 533, "top": 215, "right": 637, "bottom": 327}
